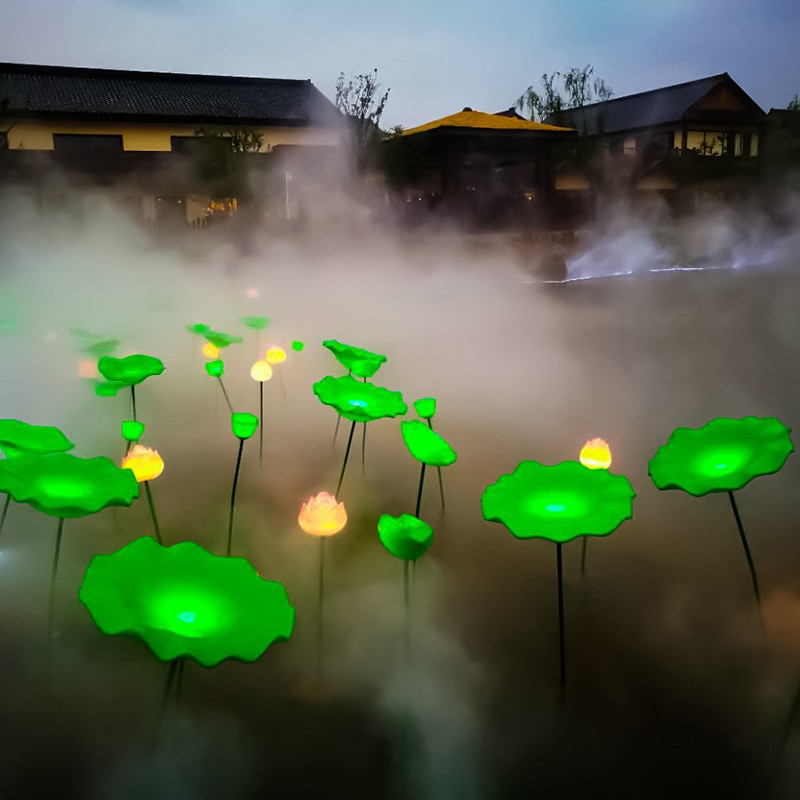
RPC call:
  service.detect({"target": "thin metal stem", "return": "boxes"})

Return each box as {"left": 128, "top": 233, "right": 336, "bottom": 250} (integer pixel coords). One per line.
{"left": 226, "top": 438, "right": 245, "bottom": 556}
{"left": 259, "top": 382, "right": 264, "bottom": 466}
{"left": 331, "top": 414, "right": 342, "bottom": 450}
{"left": 728, "top": 491, "right": 761, "bottom": 606}
{"left": 217, "top": 377, "right": 234, "bottom": 414}
{"left": 317, "top": 537, "right": 326, "bottom": 679}
{"left": 0, "top": 492, "right": 11, "bottom": 542}
{"left": 361, "top": 423, "right": 366, "bottom": 474}
{"left": 335, "top": 420, "right": 357, "bottom": 497}
{"left": 144, "top": 481, "right": 163, "bottom": 545}
{"left": 131, "top": 384, "right": 137, "bottom": 422}
{"left": 581, "top": 537, "right": 588, "bottom": 576}
{"left": 48, "top": 518, "right": 64, "bottom": 643}
{"left": 556, "top": 542, "right": 566, "bottom": 705}
{"left": 415, "top": 463, "right": 427, "bottom": 518}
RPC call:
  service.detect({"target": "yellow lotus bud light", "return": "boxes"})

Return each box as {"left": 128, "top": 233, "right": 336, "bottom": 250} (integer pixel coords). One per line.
{"left": 298, "top": 492, "right": 347, "bottom": 537}
{"left": 202, "top": 342, "right": 220, "bottom": 360}
{"left": 250, "top": 360, "right": 273, "bottom": 382}
{"left": 122, "top": 445, "right": 164, "bottom": 483}
{"left": 579, "top": 438, "right": 612, "bottom": 470}
{"left": 265, "top": 347, "right": 286, "bottom": 365}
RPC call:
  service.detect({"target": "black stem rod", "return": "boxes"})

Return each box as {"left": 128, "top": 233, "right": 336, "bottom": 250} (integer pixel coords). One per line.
{"left": 581, "top": 537, "right": 588, "bottom": 576}
{"left": 144, "top": 481, "right": 163, "bottom": 545}
{"left": 556, "top": 542, "right": 566, "bottom": 705}
{"left": 415, "top": 462, "right": 427, "bottom": 518}
{"left": 0, "top": 492, "right": 11, "bottom": 542}
{"left": 259, "top": 382, "right": 264, "bottom": 466}
{"left": 336, "top": 420, "right": 357, "bottom": 498}
{"left": 216, "top": 377, "right": 234, "bottom": 414}
{"left": 48, "top": 518, "right": 64, "bottom": 643}
{"left": 317, "top": 537, "right": 326, "bottom": 679}
{"left": 728, "top": 490, "right": 761, "bottom": 606}
{"left": 226, "top": 438, "right": 245, "bottom": 556}
{"left": 131, "top": 384, "right": 137, "bottom": 422}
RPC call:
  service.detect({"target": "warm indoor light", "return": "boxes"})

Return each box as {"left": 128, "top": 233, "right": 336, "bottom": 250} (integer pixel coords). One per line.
{"left": 265, "top": 346, "right": 287, "bottom": 365}
{"left": 122, "top": 445, "right": 164, "bottom": 483}
{"left": 77, "top": 359, "right": 98, "bottom": 379}
{"left": 250, "top": 360, "right": 273, "bottom": 382}
{"left": 580, "top": 438, "right": 612, "bottom": 470}
{"left": 202, "top": 341, "right": 220, "bottom": 359}
{"left": 298, "top": 492, "right": 347, "bottom": 537}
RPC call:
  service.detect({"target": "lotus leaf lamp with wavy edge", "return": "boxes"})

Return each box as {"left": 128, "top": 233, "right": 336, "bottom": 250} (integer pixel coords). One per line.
{"left": 79, "top": 536, "right": 295, "bottom": 667}
{"left": 242, "top": 316, "right": 270, "bottom": 330}
{"left": 0, "top": 453, "right": 140, "bottom": 518}
{"left": 0, "top": 420, "right": 74, "bottom": 458}
{"left": 648, "top": 416, "right": 793, "bottom": 497}
{"left": 648, "top": 415, "right": 793, "bottom": 609}
{"left": 378, "top": 513, "right": 433, "bottom": 561}
{"left": 322, "top": 339, "right": 387, "bottom": 379}
{"left": 482, "top": 459, "right": 635, "bottom": 701}
{"left": 97, "top": 355, "right": 165, "bottom": 386}
{"left": 313, "top": 375, "right": 407, "bottom": 424}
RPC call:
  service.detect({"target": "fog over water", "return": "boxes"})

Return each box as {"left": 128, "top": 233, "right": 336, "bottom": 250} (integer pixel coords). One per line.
{"left": 1, "top": 189, "right": 800, "bottom": 799}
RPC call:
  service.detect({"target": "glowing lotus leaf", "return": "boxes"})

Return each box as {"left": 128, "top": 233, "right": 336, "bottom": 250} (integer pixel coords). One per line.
{"left": 95, "top": 380, "right": 126, "bottom": 397}
{"left": 98, "top": 355, "right": 165, "bottom": 386}
{"left": 188, "top": 323, "right": 211, "bottom": 336}
{"left": 0, "top": 453, "right": 140, "bottom": 518}
{"left": 0, "top": 420, "right": 74, "bottom": 458}
{"left": 84, "top": 339, "right": 120, "bottom": 357}
{"left": 121, "top": 420, "right": 145, "bottom": 442}
{"left": 322, "top": 340, "right": 387, "bottom": 379}
{"left": 413, "top": 397, "right": 437, "bottom": 420}
{"left": 481, "top": 460, "right": 635, "bottom": 544}
{"left": 312, "top": 375, "right": 407, "bottom": 423}
{"left": 79, "top": 537, "right": 295, "bottom": 667}
{"left": 205, "top": 359, "right": 224, "bottom": 377}
{"left": 378, "top": 513, "right": 433, "bottom": 561}
{"left": 400, "top": 420, "right": 456, "bottom": 467}
{"left": 231, "top": 412, "right": 259, "bottom": 440}
{"left": 291, "top": 340, "right": 304, "bottom": 352}
{"left": 648, "top": 416, "right": 793, "bottom": 497}
{"left": 242, "top": 316, "right": 270, "bottom": 330}
{"left": 205, "top": 331, "right": 242, "bottom": 349}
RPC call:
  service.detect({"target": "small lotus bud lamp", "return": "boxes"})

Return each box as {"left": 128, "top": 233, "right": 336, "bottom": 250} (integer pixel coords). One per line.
{"left": 227, "top": 413, "right": 259, "bottom": 556}
{"left": 250, "top": 360, "right": 273, "bottom": 465}
{"left": 577, "top": 437, "right": 613, "bottom": 574}
{"left": 122, "top": 444, "right": 165, "bottom": 545}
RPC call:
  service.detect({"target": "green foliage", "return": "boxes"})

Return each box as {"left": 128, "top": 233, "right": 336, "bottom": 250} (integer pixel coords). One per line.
{"left": 335, "top": 69, "right": 390, "bottom": 173}
{"left": 516, "top": 64, "right": 613, "bottom": 123}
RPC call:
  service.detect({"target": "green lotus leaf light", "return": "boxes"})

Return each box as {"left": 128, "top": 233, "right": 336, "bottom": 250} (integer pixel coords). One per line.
{"left": 94, "top": 380, "right": 126, "bottom": 397}
{"left": 313, "top": 375, "right": 407, "bottom": 423}
{"left": 0, "top": 453, "right": 139, "bottom": 518}
{"left": 0, "top": 420, "right": 74, "bottom": 458}
{"left": 121, "top": 420, "right": 145, "bottom": 443}
{"left": 205, "top": 359, "right": 225, "bottom": 378}
{"left": 242, "top": 316, "right": 270, "bottom": 330}
{"left": 98, "top": 354, "right": 165, "bottom": 387}
{"left": 205, "top": 330, "right": 242, "bottom": 348}
{"left": 378, "top": 513, "right": 433, "bottom": 561}
{"left": 188, "top": 323, "right": 211, "bottom": 336}
{"left": 79, "top": 536, "right": 295, "bottom": 667}
{"left": 231, "top": 412, "right": 258, "bottom": 440}
{"left": 481, "top": 460, "right": 635, "bottom": 544}
{"left": 648, "top": 416, "right": 793, "bottom": 497}
{"left": 401, "top": 420, "right": 456, "bottom": 467}
{"left": 84, "top": 338, "right": 120, "bottom": 357}
{"left": 291, "top": 340, "right": 304, "bottom": 352}
{"left": 322, "top": 339, "right": 387, "bottom": 379}
{"left": 413, "top": 397, "right": 437, "bottom": 420}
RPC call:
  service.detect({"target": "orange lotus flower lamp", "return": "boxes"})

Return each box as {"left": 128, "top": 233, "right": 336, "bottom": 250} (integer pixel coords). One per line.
{"left": 299, "top": 491, "right": 347, "bottom": 678}
{"left": 579, "top": 438, "right": 612, "bottom": 470}
{"left": 122, "top": 445, "right": 164, "bottom": 544}
{"left": 298, "top": 491, "right": 348, "bottom": 536}
{"left": 202, "top": 342, "right": 220, "bottom": 360}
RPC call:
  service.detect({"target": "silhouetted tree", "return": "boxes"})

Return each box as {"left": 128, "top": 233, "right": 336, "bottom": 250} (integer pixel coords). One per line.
{"left": 335, "top": 69, "right": 390, "bottom": 173}
{"left": 516, "top": 65, "right": 613, "bottom": 123}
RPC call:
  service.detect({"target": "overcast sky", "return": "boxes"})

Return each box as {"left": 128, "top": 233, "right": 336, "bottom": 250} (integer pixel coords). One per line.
{"left": 1, "top": 0, "right": 798, "bottom": 128}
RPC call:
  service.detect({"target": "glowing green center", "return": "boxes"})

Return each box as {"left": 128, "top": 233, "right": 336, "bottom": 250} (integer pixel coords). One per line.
{"left": 177, "top": 611, "right": 196, "bottom": 624}
{"left": 545, "top": 503, "right": 566, "bottom": 513}
{"left": 349, "top": 399, "right": 367, "bottom": 408}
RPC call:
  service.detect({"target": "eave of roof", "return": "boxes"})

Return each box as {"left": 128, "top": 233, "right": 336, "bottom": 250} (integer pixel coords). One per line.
{"left": 401, "top": 109, "right": 574, "bottom": 136}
